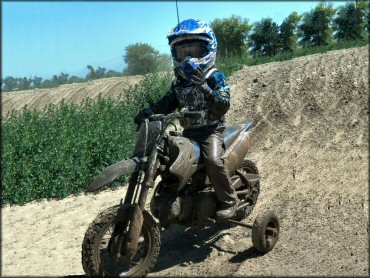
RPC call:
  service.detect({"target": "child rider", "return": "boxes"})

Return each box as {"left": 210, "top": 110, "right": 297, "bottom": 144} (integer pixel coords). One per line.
{"left": 134, "top": 19, "right": 238, "bottom": 220}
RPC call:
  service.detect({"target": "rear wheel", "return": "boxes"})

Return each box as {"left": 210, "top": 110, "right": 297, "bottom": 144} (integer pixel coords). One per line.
{"left": 233, "top": 159, "right": 260, "bottom": 221}
{"left": 82, "top": 205, "right": 160, "bottom": 277}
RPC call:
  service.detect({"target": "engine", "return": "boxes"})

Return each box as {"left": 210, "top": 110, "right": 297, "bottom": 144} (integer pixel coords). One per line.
{"left": 151, "top": 185, "right": 217, "bottom": 228}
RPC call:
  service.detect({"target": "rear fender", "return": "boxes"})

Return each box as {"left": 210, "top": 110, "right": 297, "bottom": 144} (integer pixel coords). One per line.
{"left": 87, "top": 157, "right": 145, "bottom": 192}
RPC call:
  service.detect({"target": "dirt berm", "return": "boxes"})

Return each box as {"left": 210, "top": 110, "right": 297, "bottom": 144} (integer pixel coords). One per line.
{"left": 2, "top": 45, "right": 368, "bottom": 276}
{"left": 2, "top": 75, "right": 143, "bottom": 117}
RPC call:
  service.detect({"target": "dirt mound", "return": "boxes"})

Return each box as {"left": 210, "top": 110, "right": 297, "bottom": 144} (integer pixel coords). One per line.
{"left": 2, "top": 45, "right": 368, "bottom": 276}
{"left": 2, "top": 75, "right": 143, "bottom": 117}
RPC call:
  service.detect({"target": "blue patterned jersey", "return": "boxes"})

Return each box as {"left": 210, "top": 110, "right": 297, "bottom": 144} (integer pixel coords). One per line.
{"left": 149, "top": 68, "right": 230, "bottom": 129}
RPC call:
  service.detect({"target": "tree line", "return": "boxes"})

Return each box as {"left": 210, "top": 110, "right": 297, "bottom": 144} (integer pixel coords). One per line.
{"left": 213, "top": 1, "right": 368, "bottom": 57}
{"left": 1, "top": 65, "right": 124, "bottom": 92}
{"left": 2, "top": 0, "right": 368, "bottom": 93}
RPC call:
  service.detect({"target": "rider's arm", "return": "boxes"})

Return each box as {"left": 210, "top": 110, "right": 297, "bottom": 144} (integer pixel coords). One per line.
{"left": 203, "top": 70, "right": 231, "bottom": 117}
{"left": 149, "top": 80, "right": 179, "bottom": 114}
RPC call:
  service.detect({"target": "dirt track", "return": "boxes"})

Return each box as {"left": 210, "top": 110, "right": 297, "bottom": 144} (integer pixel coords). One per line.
{"left": 2, "top": 45, "right": 369, "bottom": 276}
{"left": 2, "top": 75, "right": 142, "bottom": 117}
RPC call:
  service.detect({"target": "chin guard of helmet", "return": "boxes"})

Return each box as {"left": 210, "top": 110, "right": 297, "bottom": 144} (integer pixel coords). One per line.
{"left": 175, "top": 58, "right": 199, "bottom": 80}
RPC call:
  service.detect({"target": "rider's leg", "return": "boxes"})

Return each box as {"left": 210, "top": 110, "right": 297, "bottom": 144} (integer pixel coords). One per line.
{"left": 200, "top": 127, "right": 238, "bottom": 220}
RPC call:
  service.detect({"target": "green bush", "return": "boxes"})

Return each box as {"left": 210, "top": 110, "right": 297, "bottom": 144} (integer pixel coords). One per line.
{"left": 2, "top": 72, "right": 172, "bottom": 206}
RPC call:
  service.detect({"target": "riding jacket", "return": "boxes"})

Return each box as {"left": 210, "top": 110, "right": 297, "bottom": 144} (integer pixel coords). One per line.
{"left": 149, "top": 68, "right": 231, "bottom": 130}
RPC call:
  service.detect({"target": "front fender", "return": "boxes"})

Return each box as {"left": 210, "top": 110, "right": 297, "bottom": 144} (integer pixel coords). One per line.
{"left": 87, "top": 157, "right": 144, "bottom": 192}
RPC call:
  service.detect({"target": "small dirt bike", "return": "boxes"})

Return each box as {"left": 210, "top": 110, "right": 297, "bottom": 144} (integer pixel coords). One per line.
{"left": 82, "top": 110, "right": 280, "bottom": 277}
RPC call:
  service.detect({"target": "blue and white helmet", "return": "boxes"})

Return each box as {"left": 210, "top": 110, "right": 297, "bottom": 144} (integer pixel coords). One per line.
{"left": 167, "top": 19, "right": 217, "bottom": 74}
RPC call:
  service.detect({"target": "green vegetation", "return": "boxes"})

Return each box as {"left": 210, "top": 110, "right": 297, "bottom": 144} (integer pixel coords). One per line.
{"left": 249, "top": 18, "right": 280, "bottom": 57}
{"left": 333, "top": 1, "right": 368, "bottom": 41}
{"left": 123, "top": 43, "right": 172, "bottom": 75}
{"left": 211, "top": 15, "right": 252, "bottom": 57}
{"left": 2, "top": 73, "right": 173, "bottom": 206}
{"left": 218, "top": 37, "right": 368, "bottom": 78}
{"left": 298, "top": 2, "right": 337, "bottom": 47}
{"left": 279, "top": 12, "right": 302, "bottom": 52}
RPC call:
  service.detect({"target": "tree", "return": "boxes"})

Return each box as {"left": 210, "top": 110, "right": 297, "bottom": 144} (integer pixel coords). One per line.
{"left": 85, "top": 66, "right": 108, "bottom": 79}
{"left": 42, "top": 78, "right": 57, "bottom": 88}
{"left": 68, "top": 75, "right": 85, "bottom": 83}
{"left": 210, "top": 15, "right": 251, "bottom": 57}
{"left": 105, "top": 70, "right": 122, "bottom": 78}
{"left": 17, "top": 77, "right": 32, "bottom": 91}
{"left": 249, "top": 18, "right": 280, "bottom": 57}
{"left": 86, "top": 65, "right": 96, "bottom": 80}
{"left": 57, "top": 72, "right": 69, "bottom": 85}
{"left": 156, "top": 54, "right": 173, "bottom": 72}
{"left": 52, "top": 75, "right": 59, "bottom": 86}
{"left": 298, "top": 2, "right": 336, "bottom": 46}
{"left": 333, "top": 1, "right": 367, "bottom": 40}
{"left": 123, "top": 43, "right": 162, "bottom": 75}
{"left": 95, "top": 67, "right": 107, "bottom": 79}
{"left": 356, "top": 0, "right": 370, "bottom": 33}
{"left": 2, "top": 76, "right": 18, "bottom": 92}
{"left": 32, "top": 76, "right": 43, "bottom": 89}
{"left": 279, "top": 12, "right": 302, "bottom": 52}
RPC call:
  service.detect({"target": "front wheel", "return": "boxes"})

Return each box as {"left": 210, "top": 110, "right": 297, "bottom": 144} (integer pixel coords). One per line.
{"left": 82, "top": 205, "right": 160, "bottom": 277}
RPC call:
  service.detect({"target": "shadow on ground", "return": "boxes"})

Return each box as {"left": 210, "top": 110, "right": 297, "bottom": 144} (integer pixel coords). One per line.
{"left": 228, "top": 247, "right": 262, "bottom": 263}
{"left": 151, "top": 221, "right": 262, "bottom": 273}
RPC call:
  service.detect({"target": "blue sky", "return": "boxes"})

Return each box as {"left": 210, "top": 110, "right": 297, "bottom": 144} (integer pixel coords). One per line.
{"left": 2, "top": 1, "right": 346, "bottom": 80}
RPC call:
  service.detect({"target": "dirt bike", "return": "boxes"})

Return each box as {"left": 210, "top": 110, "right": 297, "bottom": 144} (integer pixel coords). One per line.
{"left": 82, "top": 109, "right": 280, "bottom": 277}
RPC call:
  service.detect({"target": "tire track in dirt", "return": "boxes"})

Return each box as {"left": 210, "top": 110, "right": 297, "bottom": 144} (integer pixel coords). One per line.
{"left": 223, "top": 45, "right": 368, "bottom": 277}
{"left": 2, "top": 76, "right": 143, "bottom": 117}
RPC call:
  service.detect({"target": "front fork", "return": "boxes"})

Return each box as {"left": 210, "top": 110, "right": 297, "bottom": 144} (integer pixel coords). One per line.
{"left": 116, "top": 147, "right": 159, "bottom": 260}
{"left": 123, "top": 146, "right": 158, "bottom": 208}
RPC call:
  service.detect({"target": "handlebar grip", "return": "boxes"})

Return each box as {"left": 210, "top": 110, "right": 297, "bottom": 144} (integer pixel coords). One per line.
{"left": 147, "top": 111, "right": 204, "bottom": 122}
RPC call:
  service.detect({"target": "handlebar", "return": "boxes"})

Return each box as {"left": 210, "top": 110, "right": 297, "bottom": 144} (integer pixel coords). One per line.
{"left": 147, "top": 114, "right": 167, "bottom": 121}
{"left": 147, "top": 109, "right": 205, "bottom": 122}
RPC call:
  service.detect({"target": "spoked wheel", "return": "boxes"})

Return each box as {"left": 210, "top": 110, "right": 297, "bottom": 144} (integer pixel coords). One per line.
{"left": 233, "top": 159, "right": 260, "bottom": 221}
{"left": 82, "top": 205, "right": 160, "bottom": 277}
{"left": 252, "top": 210, "right": 280, "bottom": 253}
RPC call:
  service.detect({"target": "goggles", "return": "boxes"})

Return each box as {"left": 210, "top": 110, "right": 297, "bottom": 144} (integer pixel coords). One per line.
{"left": 174, "top": 41, "right": 209, "bottom": 61}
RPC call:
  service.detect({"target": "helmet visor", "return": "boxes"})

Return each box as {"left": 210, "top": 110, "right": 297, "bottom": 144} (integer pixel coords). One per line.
{"left": 174, "top": 41, "right": 208, "bottom": 61}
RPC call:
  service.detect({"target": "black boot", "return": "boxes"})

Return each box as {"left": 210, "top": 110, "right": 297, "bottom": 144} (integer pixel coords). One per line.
{"left": 216, "top": 200, "right": 238, "bottom": 220}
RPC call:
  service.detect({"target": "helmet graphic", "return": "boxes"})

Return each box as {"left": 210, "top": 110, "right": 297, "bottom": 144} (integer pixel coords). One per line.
{"left": 167, "top": 19, "right": 217, "bottom": 78}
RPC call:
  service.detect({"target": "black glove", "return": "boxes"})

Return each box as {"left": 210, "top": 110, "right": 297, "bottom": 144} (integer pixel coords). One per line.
{"left": 190, "top": 68, "right": 213, "bottom": 98}
{"left": 174, "top": 65, "right": 188, "bottom": 80}
{"left": 189, "top": 67, "right": 205, "bottom": 85}
{"left": 134, "top": 107, "right": 154, "bottom": 126}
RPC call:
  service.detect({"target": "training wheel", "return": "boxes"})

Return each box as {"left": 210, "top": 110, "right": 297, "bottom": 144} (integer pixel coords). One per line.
{"left": 251, "top": 210, "right": 280, "bottom": 253}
